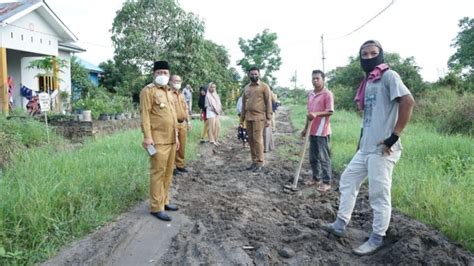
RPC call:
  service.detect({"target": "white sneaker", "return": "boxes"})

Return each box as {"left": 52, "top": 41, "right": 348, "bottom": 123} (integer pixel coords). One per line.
{"left": 352, "top": 240, "right": 383, "bottom": 256}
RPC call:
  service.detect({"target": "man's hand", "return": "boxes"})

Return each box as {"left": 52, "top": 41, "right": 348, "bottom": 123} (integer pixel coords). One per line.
{"left": 300, "top": 129, "right": 307, "bottom": 138}
{"left": 143, "top": 138, "right": 154, "bottom": 149}
{"left": 176, "top": 137, "right": 180, "bottom": 151}
{"left": 377, "top": 141, "right": 393, "bottom": 156}
{"left": 265, "top": 120, "right": 271, "bottom": 127}
{"left": 377, "top": 133, "right": 399, "bottom": 156}
{"left": 306, "top": 112, "right": 318, "bottom": 121}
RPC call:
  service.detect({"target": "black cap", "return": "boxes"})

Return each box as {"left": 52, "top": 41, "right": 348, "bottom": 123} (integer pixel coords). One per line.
{"left": 153, "top": 61, "right": 170, "bottom": 71}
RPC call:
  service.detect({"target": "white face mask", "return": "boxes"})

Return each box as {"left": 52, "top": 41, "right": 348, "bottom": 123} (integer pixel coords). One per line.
{"left": 172, "top": 83, "right": 181, "bottom": 90}
{"left": 155, "top": 75, "right": 169, "bottom": 86}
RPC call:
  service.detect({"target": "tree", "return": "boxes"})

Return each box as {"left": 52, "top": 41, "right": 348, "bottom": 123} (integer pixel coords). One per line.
{"left": 111, "top": 0, "right": 204, "bottom": 73}
{"left": 109, "top": 0, "right": 238, "bottom": 106}
{"left": 449, "top": 17, "right": 474, "bottom": 72}
{"left": 237, "top": 29, "right": 282, "bottom": 86}
{"left": 71, "top": 56, "right": 94, "bottom": 101}
{"left": 327, "top": 52, "right": 425, "bottom": 96}
{"left": 446, "top": 17, "right": 474, "bottom": 92}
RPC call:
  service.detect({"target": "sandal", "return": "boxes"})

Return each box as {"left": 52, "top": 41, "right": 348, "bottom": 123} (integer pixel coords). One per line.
{"left": 316, "top": 183, "right": 331, "bottom": 192}
{"left": 304, "top": 179, "right": 321, "bottom": 186}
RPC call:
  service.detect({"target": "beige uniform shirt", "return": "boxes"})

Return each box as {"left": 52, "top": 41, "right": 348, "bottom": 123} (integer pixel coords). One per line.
{"left": 140, "top": 83, "right": 177, "bottom": 144}
{"left": 240, "top": 80, "right": 273, "bottom": 122}
{"left": 172, "top": 90, "right": 189, "bottom": 122}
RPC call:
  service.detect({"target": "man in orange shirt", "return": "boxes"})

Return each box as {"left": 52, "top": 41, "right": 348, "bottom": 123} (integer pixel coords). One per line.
{"left": 239, "top": 66, "right": 273, "bottom": 173}
{"left": 170, "top": 74, "right": 191, "bottom": 174}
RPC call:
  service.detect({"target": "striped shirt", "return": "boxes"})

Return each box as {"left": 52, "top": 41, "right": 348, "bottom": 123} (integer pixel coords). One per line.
{"left": 307, "top": 88, "right": 334, "bottom": 137}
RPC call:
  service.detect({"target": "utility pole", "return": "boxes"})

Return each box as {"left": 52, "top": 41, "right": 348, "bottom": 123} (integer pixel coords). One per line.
{"left": 294, "top": 70, "right": 297, "bottom": 90}
{"left": 321, "top": 34, "right": 326, "bottom": 73}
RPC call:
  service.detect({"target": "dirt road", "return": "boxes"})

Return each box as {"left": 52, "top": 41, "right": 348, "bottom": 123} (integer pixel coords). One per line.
{"left": 44, "top": 107, "right": 473, "bottom": 265}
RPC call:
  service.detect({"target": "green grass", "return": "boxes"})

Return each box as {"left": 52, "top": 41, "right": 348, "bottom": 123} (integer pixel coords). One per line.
{"left": 0, "top": 117, "right": 234, "bottom": 264}
{"left": 288, "top": 104, "right": 474, "bottom": 252}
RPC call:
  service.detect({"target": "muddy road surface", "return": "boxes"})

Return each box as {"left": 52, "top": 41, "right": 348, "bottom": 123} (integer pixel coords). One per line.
{"left": 45, "top": 107, "right": 473, "bottom": 265}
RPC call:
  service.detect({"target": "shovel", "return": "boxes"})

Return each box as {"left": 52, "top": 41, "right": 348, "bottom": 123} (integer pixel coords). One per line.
{"left": 284, "top": 120, "right": 313, "bottom": 191}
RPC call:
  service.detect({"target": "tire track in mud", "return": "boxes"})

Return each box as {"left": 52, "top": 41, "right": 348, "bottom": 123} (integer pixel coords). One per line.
{"left": 163, "top": 106, "right": 473, "bottom": 265}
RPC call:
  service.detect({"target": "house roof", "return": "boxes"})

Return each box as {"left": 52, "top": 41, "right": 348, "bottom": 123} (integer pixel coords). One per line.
{"left": 0, "top": 0, "right": 78, "bottom": 42}
{"left": 59, "top": 42, "right": 86, "bottom": 53}
{"left": 77, "top": 57, "right": 103, "bottom": 73}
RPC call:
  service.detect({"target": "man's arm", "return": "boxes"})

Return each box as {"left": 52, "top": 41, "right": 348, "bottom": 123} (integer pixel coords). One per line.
{"left": 393, "top": 94, "right": 415, "bottom": 136}
{"left": 379, "top": 94, "right": 415, "bottom": 155}
{"left": 240, "top": 90, "right": 247, "bottom": 124}
{"left": 139, "top": 88, "right": 154, "bottom": 148}
{"left": 264, "top": 86, "right": 272, "bottom": 122}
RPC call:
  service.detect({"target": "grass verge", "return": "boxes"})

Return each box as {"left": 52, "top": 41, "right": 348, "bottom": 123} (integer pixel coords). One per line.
{"left": 0, "top": 116, "right": 233, "bottom": 264}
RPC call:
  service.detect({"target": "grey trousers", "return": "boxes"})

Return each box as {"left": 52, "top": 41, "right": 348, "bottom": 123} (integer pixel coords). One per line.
{"left": 309, "top": 135, "right": 332, "bottom": 183}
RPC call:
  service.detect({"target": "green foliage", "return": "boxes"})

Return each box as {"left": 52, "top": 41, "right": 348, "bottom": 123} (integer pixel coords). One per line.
{"left": 449, "top": 17, "right": 474, "bottom": 72}
{"left": 288, "top": 105, "right": 474, "bottom": 252}
{"left": 413, "top": 87, "right": 473, "bottom": 136}
{"left": 164, "top": 39, "right": 240, "bottom": 108}
{"left": 112, "top": 0, "right": 203, "bottom": 72}
{"left": 327, "top": 52, "right": 426, "bottom": 97}
{"left": 442, "top": 17, "right": 474, "bottom": 93}
{"left": 274, "top": 86, "right": 307, "bottom": 106}
{"left": 108, "top": 0, "right": 238, "bottom": 107}
{"left": 0, "top": 117, "right": 236, "bottom": 264}
{"left": 0, "top": 115, "right": 64, "bottom": 168}
{"left": 0, "top": 130, "right": 148, "bottom": 264}
{"left": 237, "top": 29, "right": 282, "bottom": 86}
{"left": 330, "top": 84, "right": 358, "bottom": 112}
{"left": 71, "top": 56, "right": 95, "bottom": 101}
{"left": 73, "top": 87, "right": 133, "bottom": 119}
{"left": 27, "top": 56, "right": 68, "bottom": 75}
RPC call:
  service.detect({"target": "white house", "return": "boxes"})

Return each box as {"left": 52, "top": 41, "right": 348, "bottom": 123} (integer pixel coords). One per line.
{"left": 0, "top": 0, "right": 85, "bottom": 114}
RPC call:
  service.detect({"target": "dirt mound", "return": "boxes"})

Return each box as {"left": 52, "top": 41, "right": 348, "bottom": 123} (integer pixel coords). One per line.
{"left": 162, "top": 107, "right": 472, "bottom": 265}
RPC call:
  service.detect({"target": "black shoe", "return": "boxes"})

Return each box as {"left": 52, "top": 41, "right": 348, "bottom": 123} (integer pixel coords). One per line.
{"left": 253, "top": 166, "right": 263, "bottom": 173}
{"left": 150, "top": 211, "right": 172, "bottom": 221}
{"left": 246, "top": 163, "right": 257, "bottom": 171}
{"left": 164, "top": 204, "right": 179, "bottom": 211}
{"left": 176, "top": 167, "right": 189, "bottom": 173}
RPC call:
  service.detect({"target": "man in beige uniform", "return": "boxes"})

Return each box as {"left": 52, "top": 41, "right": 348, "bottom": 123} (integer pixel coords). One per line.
{"left": 140, "top": 60, "right": 180, "bottom": 222}
{"left": 170, "top": 74, "right": 191, "bottom": 174}
{"left": 240, "top": 66, "right": 273, "bottom": 173}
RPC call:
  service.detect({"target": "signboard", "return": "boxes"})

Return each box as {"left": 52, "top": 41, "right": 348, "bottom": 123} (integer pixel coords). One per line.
{"left": 50, "top": 89, "right": 58, "bottom": 99}
{"left": 38, "top": 92, "right": 50, "bottom": 112}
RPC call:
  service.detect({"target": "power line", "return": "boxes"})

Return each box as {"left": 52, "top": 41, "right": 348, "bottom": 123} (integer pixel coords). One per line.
{"left": 328, "top": 0, "right": 395, "bottom": 40}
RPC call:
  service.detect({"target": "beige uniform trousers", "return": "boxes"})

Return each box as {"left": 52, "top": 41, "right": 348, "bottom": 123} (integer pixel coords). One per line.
{"left": 175, "top": 122, "right": 187, "bottom": 168}
{"left": 247, "top": 120, "right": 265, "bottom": 166}
{"left": 208, "top": 116, "right": 220, "bottom": 144}
{"left": 149, "top": 143, "right": 176, "bottom": 212}
{"left": 201, "top": 119, "right": 209, "bottom": 140}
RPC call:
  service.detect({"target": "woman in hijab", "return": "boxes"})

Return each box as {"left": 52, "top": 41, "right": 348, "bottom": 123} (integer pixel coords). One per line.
{"left": 198, "top": 86, "right": 209, "bottom": 143}
{"left": 204, "top": 82, "right": 223, "bottom": 146}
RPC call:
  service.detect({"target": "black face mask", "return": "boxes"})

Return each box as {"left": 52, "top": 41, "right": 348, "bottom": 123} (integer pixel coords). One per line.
{"left": 360, "top": 50, "right": 384, "bottom": 74}
{"left": 250, "top": 76, "right": 259, "bottom": 83}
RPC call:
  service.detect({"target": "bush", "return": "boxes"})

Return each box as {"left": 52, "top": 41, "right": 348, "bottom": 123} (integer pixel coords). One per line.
{"left": 414, "top": 87, "right": 473, "bottom": 136}
{"left": 330, "top": 84, "right": 358, "bottom": 112}
{"left": 0, "top": 115, "right": 64, "bottom": 168}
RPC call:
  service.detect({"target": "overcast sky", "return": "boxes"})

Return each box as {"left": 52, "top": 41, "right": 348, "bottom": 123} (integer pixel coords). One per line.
{"left": 45, "top": 0, "right": 473, "bottom": 88}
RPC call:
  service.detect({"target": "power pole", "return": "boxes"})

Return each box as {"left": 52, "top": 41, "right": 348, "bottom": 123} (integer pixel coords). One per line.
{"left": 294, "top": 70, "right": 297, "bottom": 90}
{"left": 321, "top": 34, "right": 326, "bottom": 73}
